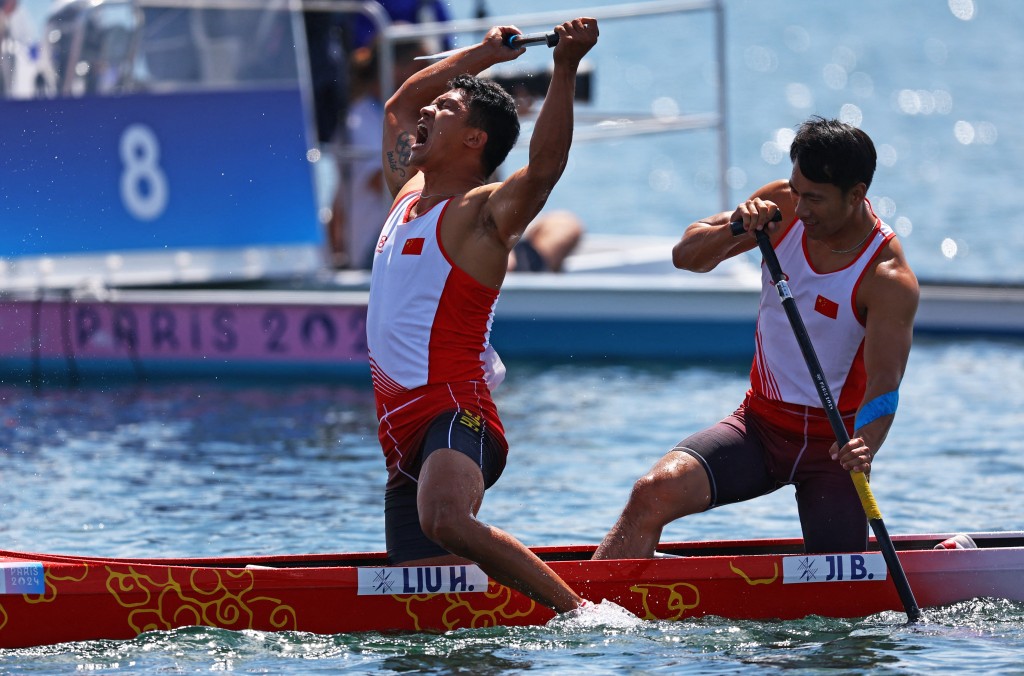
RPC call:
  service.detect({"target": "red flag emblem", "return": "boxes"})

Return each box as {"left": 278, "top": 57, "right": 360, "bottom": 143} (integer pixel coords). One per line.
{"left": 814, "top": 294, "right": 839, "bottom": 319}
{"left": 402, "top": 238, "right": 425, "bottom": 255}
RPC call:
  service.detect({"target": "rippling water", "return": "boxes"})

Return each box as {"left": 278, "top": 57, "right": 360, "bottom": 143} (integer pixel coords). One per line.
{"left": 2, "top": 340, "right": 1023, "bottom": 672}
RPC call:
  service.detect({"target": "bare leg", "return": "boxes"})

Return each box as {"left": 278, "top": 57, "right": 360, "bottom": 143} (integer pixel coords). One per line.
{"left": 416, "top": 449, "right": 584, "bottom": 613}
{"left": 593, "top": 451, "right": 712, "bottom": 560}
{"left": 524, "top": 210, "right": 584, "bottom": 271}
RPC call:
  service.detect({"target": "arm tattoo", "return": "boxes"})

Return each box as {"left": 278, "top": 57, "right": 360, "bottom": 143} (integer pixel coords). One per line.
{"left": 386, "top": 131, "right": 415, "bottom": 178}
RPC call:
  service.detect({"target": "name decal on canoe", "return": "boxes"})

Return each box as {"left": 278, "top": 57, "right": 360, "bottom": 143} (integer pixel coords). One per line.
{"left": 0, "top": 562, "right": 45, "bottom": 595}
{"left": 782, "top": 553, "right": 887, "bottom": 584}
{"left": 357, "top": 565, "right": 489, "bottom": 596}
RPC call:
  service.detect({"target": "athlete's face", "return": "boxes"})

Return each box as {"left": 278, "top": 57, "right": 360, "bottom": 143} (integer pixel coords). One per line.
{"left": 411, "top": 89, "right": 475, "bottom": 167}
{"left": 788, "top": 162, "right": 864, "bottom": 243}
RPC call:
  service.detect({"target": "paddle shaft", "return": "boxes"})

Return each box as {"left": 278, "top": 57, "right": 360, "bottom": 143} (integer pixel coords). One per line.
{"left": 505, "top": 31, "right": 559, "bottom": 49}
{"left": 415, "top": 30, "right": 559, "bottom": 61}
{"left": 731, "top": 217, "right": 921, "bottom": 622}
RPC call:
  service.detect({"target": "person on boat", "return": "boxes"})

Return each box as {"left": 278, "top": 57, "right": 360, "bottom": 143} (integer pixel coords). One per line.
{"left": 367, "top": 19, "right": 599, "bottom": 613}
{"left": 594, "top": 117, "right": 920, "bottom": 558}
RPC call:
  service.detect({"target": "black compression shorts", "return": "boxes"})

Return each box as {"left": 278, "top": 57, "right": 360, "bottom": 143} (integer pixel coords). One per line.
{"left": 674, "top": 405, "right": 868, "bottom": 553}
{"left": 384, "top": 409, "right": 506, "bottom": 564}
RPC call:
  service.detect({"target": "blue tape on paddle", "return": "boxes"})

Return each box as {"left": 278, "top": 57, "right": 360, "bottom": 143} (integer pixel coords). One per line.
{"left": 855, "top": 390, "right": 899, "bottom": 430}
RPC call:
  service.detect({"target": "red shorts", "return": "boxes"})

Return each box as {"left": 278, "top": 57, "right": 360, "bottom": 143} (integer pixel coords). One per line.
{"left": 375, "top": 380, "right": 508, "bottom": 489}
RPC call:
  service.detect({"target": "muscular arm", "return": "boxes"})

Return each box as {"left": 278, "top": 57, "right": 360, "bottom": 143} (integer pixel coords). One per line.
{"left": 673, "top": 180, "right": 793, "bottom": 272}
{"left": 483, "top": 18, "right": 598, "bottom": 247}
{"left": 833, "top": 243, "right": 920, "bottom": 472}
{"left": 381, "top": 27, "right": 524, "bottom": 198}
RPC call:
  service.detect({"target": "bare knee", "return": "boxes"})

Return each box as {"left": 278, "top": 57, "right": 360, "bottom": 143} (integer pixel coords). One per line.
{"left": 623, "top": 473, "right": 676, "bottom": 525}
{"left": 623, "top": 455, "right": 710, "bottom": 525}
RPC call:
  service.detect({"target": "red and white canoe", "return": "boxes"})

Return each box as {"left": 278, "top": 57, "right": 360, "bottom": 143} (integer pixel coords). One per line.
{"left": 1, "top": 532, "right": 1022, "bottom": 648}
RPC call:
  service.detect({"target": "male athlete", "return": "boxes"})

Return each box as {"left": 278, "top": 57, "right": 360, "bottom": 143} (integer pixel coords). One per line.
{"left": 366, "top": 19, "right": 598, "bottom": 613}
{"left": 595, "top": 117, "right": 920, "bottom": 558}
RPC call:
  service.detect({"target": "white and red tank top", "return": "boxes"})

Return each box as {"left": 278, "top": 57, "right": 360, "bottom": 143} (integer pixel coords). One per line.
{"left": 366, "top": 190, "right": 506, "bottom": 408}
{"left": 746, "top": 202, "right": 895, "bottom": 437}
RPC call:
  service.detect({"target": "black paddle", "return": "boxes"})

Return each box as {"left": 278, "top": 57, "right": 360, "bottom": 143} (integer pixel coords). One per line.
{"left": 415, "top": 30, "right": 559, "bottom": 61}
{"left": 731, "top": 212, "right": 922, "bottom": 623}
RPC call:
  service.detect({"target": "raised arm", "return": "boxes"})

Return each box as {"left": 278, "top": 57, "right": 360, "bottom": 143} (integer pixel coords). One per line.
{"left": 381, "top": 27, "right": 525, "bottom": 198}
{"left": 673, "top": 180, "right": 794, "bottom": 272}
{"left": 482, "top": 18, "right": 599, "bottom": 246}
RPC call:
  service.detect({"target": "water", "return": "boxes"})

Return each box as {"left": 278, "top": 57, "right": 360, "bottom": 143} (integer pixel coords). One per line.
{"left": 4, "top": 0, "right": 1024, "bottom": 672}
{"left": 2, "top": 339, "right": 1024, "bottom": 672}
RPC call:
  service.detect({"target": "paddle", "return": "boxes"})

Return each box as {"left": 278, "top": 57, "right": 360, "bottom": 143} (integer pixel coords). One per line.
{"left": 414, "top": 30, "right": 559, "bottom": 61}
{"left": 730, "top": 212, "right": 922, "bottom": 623}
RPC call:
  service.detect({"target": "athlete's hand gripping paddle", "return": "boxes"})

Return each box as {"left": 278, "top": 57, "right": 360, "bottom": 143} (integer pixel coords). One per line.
{"left": 731, "top": 211, "right": 922, "bottom": 623}
{"left": 415, "top": 30, "right": 559, "bottom": 61}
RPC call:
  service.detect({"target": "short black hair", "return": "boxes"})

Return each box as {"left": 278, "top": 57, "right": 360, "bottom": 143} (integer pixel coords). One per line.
{"left": 790, "top": 116, "right": 877, "bottom": 192}
{"left": 450, "top": 73, "right": 520, "bottom": 177}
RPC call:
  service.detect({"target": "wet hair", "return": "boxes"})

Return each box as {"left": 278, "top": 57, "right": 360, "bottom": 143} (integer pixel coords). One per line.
{"left": 449, "top": 73, "right": 520, "bottom": 176}
{"left": 789, "top": 116, "right": 877, "bottom": 192}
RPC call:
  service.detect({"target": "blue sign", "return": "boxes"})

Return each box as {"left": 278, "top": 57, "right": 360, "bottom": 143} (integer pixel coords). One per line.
{"left": 0, "top": 87, "right": 322, "bottom": 280}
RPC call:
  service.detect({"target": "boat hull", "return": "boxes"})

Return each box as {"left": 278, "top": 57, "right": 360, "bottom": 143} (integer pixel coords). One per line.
{"left": 1, "top": 533, "right": 1021, "bottom": 648}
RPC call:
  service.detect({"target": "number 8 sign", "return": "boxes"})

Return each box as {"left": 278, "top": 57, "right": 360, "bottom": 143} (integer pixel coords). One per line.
{"left": 119, "top": 123, "right": 169, "bottom": 221}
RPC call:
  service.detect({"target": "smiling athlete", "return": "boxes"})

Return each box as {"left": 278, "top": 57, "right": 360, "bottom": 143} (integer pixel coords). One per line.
{"left": 595, "top": 117, "right": 920, "bottom": 558}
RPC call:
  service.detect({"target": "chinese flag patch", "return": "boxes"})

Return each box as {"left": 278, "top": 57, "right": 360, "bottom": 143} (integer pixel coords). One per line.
{"left": 814, "top": 294, "right": 839, "bottom": 319}
{"left": 402, "top": 237, "right": 425, "bottom": 255}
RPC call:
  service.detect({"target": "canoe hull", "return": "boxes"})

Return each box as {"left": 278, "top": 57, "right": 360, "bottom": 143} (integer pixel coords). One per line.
{"left": 1, "top": 533, "right": 1021, "bottom": 648}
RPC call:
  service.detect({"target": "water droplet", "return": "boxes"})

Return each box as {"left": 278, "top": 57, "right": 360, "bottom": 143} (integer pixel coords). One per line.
{"left": 651, "top": 96, "right": 679, "bottom": 119}
{"left": 761, "top": 142, "right": 784, "bottom": 165}
{"left": 948, "top": 0, "right": 975, "bottom": 21}
{"left": 785, "top": 82, "right": 813, "bottom": 109}
{"left": 726, "top": 167, "right": 748, "bottom": 191}
{"left": 953, "top": 120, "right": 975, "bottom": 144}
{"left": 839, "top": 103, "right": 862, "bottom": 126}
{"left": 876, "top": 196, "right": 896, "bottom": 218}
{"left": 976, "top": 121, "right": 998, "bottom": 145}
{"left": 941, "top": 237, "right": 958, "bottom": 258}
{"left": 744, "top": 45, "right": 778, "bottom": 73}
{"left": 822, "top": 63, "right": 848, "bottom": 90}
{"left": 878, "top": 143, "right": 898, "bottom": 167}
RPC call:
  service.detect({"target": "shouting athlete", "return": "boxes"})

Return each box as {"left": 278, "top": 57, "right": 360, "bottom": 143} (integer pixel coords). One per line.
{"left": 595, "top": 117, "right": 920, "bottom": 558}
{"left": 366, "top": 20, "right": 598, "bottom": 613}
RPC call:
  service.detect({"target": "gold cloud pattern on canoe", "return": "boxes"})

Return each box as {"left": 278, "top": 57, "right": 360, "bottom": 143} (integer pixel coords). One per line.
{"left": 398, "top": 580, "right": 537, "bottom": 630}
{"left": 105, "top": 566, "right": 298, "bottom": 634}
{"left": 729, "top": 560, "right": 779, "bottom": 586}
{"left": 630, "top": 582, "right": 701, "bottom": 620}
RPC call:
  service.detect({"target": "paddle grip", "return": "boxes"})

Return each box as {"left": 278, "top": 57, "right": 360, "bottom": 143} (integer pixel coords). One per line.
{"left": 505, "top": 31, "right": 559, "bottom": 49}
{"left": 729, "top": 209, "right": 782, "bottom": 236}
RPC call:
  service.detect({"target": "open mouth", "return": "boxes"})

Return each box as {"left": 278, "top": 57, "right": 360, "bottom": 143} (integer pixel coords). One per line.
{"left": 415, "top": 122, "right": 428, "bottom": 145}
